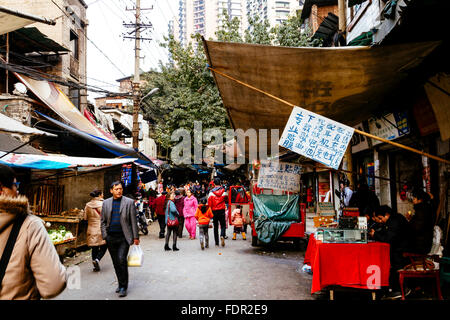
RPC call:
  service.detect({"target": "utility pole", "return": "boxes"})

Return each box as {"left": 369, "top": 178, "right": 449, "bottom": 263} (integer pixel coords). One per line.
{"left": 132, "top": 0, "right": 141, "bottom": 150}
{"left": 122, "top": 0, "right": 153, "bottom": 195}
{"left": 123, "top": 0, "right": 153, "bottom": 150}
{"left": 338, "top": 0, "right": 347, "bottom": 41}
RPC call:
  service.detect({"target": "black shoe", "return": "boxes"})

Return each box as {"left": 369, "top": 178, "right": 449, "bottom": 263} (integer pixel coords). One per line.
{"left": 115, "top": 287, "right": 120, "bottom": 293}
{"left": 118, "top": 288, "right": 127, "bottom": 297}
{"left": 382, "top": 291, "right": 402, "bottom": 300}
{"left": 173, "top": 246, "right": 179, "bottom": 251}
{"left": 92, "top": 259, "right": 100, "bottom": 272}
{"left": 164, "top": 245, "right": 171, "bottom": 251}
{"left": 159, "top": 235, "right": 165, "bottom": 239}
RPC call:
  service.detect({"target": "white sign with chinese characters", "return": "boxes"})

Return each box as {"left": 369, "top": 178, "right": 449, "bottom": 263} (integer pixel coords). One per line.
{"left": 257, "top": 161, "right": 302, "bottom": 192}
{"left": 279, "top": 106, "right": 354, "bottom": 170}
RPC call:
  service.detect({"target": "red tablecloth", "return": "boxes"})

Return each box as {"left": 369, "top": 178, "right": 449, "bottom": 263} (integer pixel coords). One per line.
{"left": 304, "top": 234, "right": 391, "bottom": 294}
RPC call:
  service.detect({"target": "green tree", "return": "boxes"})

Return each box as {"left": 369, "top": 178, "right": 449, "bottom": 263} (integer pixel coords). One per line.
{"left": 141, "top": 11, "right": 321, "bottom": 157}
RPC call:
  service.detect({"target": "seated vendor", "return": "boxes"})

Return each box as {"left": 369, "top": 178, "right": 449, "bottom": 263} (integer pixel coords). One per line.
{"left": 369, "top": 205, "right": 411, "bottom": 299}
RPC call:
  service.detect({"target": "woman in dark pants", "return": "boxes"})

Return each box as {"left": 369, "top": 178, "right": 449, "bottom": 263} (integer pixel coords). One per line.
{"left": 164, "top": 192, "right": 180, "bottom": 251}
{"left": 84, "top": 189, "right": 108, "bottom": 272}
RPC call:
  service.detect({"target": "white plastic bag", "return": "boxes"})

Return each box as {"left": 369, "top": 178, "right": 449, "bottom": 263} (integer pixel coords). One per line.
{"left": 127, "top": 245, "right": 144, "bottom": 267}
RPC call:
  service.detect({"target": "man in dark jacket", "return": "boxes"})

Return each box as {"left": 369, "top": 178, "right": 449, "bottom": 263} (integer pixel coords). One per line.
{"left": 101, "top": 181, "right": 139, "bottom": 297}
{"left": 370, "top": 205, "right": 411, "bottom": 299}
{"left": 408, "top": 188, "right": 434, "bottom": 255}
{"left": 350, "top": 181, "right": 380, "bottom": 217}
{"left": 208, "top": 178, "right": 228, "bottom": 247}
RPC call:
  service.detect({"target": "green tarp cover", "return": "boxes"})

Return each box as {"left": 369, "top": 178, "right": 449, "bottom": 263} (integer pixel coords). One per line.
{"left": 252, "top": 194, "right": 300, "bottom": 244}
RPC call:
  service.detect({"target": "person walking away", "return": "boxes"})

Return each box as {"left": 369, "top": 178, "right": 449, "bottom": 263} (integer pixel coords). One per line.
{"left": 148, "top": 189, "right": 157, "bottom": 220}
{"left": 195, "top": 198, "right": 214, "bottom": 250}
{"left": 155, "top": 191, "right": 168, "bottom": 238}
{"left": 183, "top": 189, "right": 198, "bottom": 239}
{"left": 0, "top": 164, "right": 66, "bottom": 300}
{"left": 101, "top": 181, "right": 139, "bottom": 298}
{"left": 84, "top": 189, "right": 108, "bottom": 272}
{"left": 174, "top": 190, "right": 185, "bottom": 238}
{"left": 369, "top": 205, "right": 411, "bottom": 299}
{"left": 164, "top": 193, "right": 180, "bottom": 251}
{"left": 349, "top": 180, "right": 380, "bottom": 216}
{"left": 208, "top": 178, "right": 228, "bottom": 247}
{"left": 231, "top": 205, "right": 246, "bottom": 240}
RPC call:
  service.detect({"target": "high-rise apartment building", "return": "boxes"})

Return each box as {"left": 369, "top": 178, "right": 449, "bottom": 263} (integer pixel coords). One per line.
{"left": 170, "top": 1, "right": 303, "bottom": 47}
{"left": 171, "top": 0, "right": 247, "bottom": 46}
{"left": 246, "top": 0, "right": 302, "bottom": 27}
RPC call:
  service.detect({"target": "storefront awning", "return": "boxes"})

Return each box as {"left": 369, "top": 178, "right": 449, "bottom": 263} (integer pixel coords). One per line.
{"left": 203, "top": 39, "right": 439, "bottom": 135}
{"left": 0, "top": 5, "right": 56, "bottom": 35}
{"left": 35, "top": 111, "right": 156, "bottom": 167}
{"left": 0, "top": 112, "right": 56, "bottom": 137}
{"left": 0, "top": 151, "right": 137, "bottom": 170}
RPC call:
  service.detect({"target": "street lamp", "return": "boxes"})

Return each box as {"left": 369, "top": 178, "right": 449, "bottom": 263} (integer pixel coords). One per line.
{"left": 140, "top": 87, "right": 159, "bottom": 104}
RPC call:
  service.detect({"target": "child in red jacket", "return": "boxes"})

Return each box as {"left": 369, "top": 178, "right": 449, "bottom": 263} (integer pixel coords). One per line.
{"left": 195, "top": 198, "right": 214, "bottom": 250}
{"left": 231, "top": 205, "right": 246, "bottom": 240}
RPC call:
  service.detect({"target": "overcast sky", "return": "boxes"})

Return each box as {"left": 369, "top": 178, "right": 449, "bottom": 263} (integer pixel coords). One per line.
{"left": 85, "top": 0, "right": 178, "bottom": 103}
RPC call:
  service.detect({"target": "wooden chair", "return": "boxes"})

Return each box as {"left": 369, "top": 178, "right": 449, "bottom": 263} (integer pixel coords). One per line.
{"left": 398, "top": 253, "right": 443, "bottom": 300}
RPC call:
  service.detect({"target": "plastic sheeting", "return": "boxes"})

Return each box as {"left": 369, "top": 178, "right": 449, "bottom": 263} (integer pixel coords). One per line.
{"left": 252, "top": 194, "right": 300, "bottom": 244}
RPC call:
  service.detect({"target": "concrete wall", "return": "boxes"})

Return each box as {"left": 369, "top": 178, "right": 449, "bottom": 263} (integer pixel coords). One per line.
{"left": 58, "top": 166, "right": 122, "bottom": 211}
{"left": 0, "top": 0, "right": 88, "bottom": 112}
{"left": 59, "top": 169, "right": 105, "bottom": 211}
{"left": 346, "top": 0, "right": 380, "bottom": 43}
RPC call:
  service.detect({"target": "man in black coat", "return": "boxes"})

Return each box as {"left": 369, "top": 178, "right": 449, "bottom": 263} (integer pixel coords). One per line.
{"left": 369, "top": 205, "right": 411, "bottom": 299}
{"left": 408, "top": 188, "right": 434, "bottom": 255}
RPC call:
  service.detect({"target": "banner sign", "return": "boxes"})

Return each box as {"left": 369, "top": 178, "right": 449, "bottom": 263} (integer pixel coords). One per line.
{"left": 279, "top": 106, "right": 354, "bottom": 170}
{"left": 257, "top": 161, "right": 302, "bottom": 192}
{"left": 368, "top": 112, "right": 409, "bottom": 146}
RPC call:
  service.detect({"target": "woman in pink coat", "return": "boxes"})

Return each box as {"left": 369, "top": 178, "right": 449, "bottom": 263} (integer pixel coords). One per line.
{"left": 183, "top": 189, "right": 198, "bottom": 239}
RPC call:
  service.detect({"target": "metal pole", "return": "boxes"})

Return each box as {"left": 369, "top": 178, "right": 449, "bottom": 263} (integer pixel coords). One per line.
{"left": 6, "top": 33, "right": 9, "bottom": 94}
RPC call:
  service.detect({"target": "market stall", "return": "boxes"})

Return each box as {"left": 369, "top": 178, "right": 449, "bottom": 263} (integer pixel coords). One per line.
{"left": 248, "top": 161, "right": 306, "bottom": 249}
{"left": 304, "top": 233, "right": 390, "bottom": 300}
{"left": 0, "top": 151, "right": 137, "bottom": 259}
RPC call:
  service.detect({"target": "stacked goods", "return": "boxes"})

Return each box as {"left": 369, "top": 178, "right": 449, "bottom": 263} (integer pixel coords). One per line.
{"left": 61, "top": 208, "right": 84, "bottom": 218}
{"left": 48, "top": 225, "right": 75, "bottom": 245}
{"left": 28, "top": 185, "right": 64, "bottom": 216}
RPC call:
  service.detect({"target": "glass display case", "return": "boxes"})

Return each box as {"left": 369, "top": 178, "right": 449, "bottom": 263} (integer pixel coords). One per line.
{"left": 316, "top": 228, "right": 368, "bottom": 244}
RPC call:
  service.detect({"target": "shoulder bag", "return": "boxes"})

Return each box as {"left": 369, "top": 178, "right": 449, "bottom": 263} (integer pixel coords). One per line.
{"left": 0, "top": 214, "right": 27, "bottom": 289}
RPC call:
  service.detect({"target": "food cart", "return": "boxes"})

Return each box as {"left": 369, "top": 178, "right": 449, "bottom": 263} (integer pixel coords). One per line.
{"left": 241, "top": 161, "right": 307, "bottom": 249}
{"left": 249, "top": 186, "right": 306, "bottom": 249}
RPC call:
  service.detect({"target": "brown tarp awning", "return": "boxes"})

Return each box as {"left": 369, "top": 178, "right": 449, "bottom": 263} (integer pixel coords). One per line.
{"left": 424, "top": 73, "right": 450, "bottom": 141}
{"left": 203, "top": 40, "right": 439, "bottom": 135}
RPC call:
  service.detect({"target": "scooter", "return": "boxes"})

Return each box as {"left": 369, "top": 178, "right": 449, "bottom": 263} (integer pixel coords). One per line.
{"left": 135, "top": 197, "right": 149, "bottom": 235}
{"left": 137, "top": 210, "right": 149, "bottom": 235}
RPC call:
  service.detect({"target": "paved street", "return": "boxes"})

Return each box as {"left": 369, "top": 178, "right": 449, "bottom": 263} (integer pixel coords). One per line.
{"left": 54, "top": 221, "right": 315, "bottom": 300}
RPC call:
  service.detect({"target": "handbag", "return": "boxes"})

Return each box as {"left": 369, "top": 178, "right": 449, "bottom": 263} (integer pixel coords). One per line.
{"left": 166, "top": 200, "right": 179, "bottom": 227}
{"left": 167, "top": 217, "right": 179, "bottom": 227}
{"left": 0, "top": 214, "right": 27, "bottom": 288}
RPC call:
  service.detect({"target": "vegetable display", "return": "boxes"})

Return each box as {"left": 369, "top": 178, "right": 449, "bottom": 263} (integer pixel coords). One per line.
{"left": 48, "top": 225, "right": 75, "bottom": 244}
